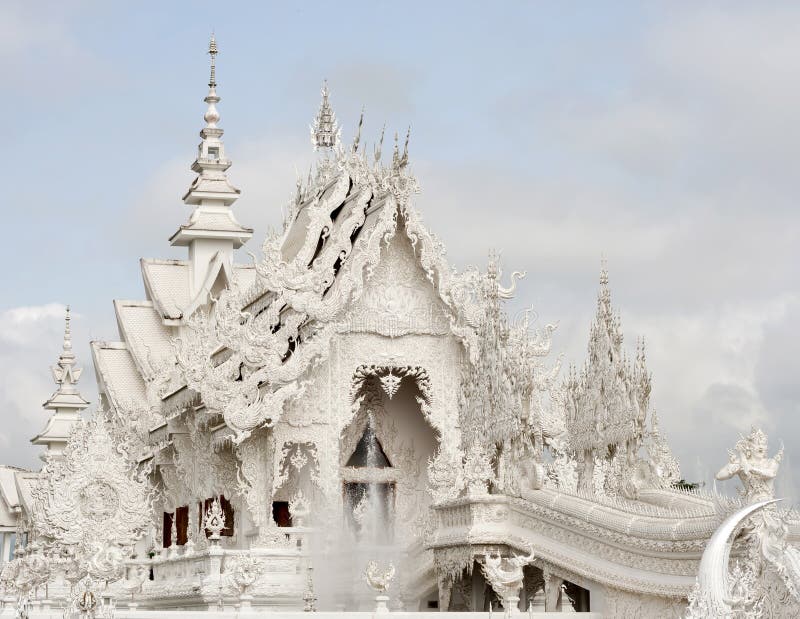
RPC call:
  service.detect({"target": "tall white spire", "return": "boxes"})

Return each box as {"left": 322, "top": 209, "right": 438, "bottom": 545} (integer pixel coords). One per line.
{"left": 171, "top": 34, "right": 252, "bottom": 300}
{"left": 310, "top": 80, "right": 340, "bottom": 150}
{"left": 32, "top": 306, "right": 89, "bottom": 459}
{"left": 46, "top": 306, "right": 86, "bottom": 403}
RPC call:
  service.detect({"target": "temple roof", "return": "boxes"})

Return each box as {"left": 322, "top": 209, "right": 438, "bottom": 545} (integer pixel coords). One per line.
{"left": 12, "top": 471, "right": 38, "bottom": 521}
{"left": 0, "top": 466, "right": 25, "bottom": 523}
{"left": 140, "top": 259, "right": 192, "bottom": 321}
{"left": 91, "top": 341, "right": 147, "bottom": 412}
{"left": 113, "top": 300, "right": 175, "bottom": 379}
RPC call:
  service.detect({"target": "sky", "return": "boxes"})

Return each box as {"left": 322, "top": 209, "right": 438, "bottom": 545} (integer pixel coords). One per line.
{"left": 1, "top": 1, "right": 798, "bottom": 500}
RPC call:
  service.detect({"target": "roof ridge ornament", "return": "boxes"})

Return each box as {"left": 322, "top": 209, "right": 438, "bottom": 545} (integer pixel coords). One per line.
{"left": 203, "top": 33, "right": 220, "bottom": 129}
{"left": 179, "top": 33, "right": 244, "bottom": 208}
{"left": 34, "top": 305, "right": 89, "bottom": 456}
{"left": 352, "top": 106, "right": 365, "bottom": 154}
{"left": 374, "top": 123, "right": 385, "bottom": 164}
{"left": 311, "top": 80, "right": 341, "bottom": 151}
{"left": 51, "top": 306, "right": 82, "bottom": 393}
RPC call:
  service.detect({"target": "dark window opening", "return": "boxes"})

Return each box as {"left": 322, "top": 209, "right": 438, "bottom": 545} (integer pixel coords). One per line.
{"left": 346, "top": 425, "right": 391, "bottom": 468}
{"left": 163, "top": 506, "right": 189, "bottom": 547}
{"left": 563, "top": 581, "right": 590, "bottom": 612}
{"left": 272, "top": 501, "right": 292, "bottom": 527}
{"left": 175, "top": 505, "right": 189, "bottom": 545}
{"left": 162, "top": 511, "right": 173, "bottom": 548}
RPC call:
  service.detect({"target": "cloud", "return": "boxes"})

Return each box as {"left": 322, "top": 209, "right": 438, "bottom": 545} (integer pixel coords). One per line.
{"left": 0, "top": 303, "right": 66, "bottom": 346}
{"left": 408, "top": 5, "right": 800, "bottom": 495}
{"left": 0, "top": 1, "right": 111, "bottom": 97}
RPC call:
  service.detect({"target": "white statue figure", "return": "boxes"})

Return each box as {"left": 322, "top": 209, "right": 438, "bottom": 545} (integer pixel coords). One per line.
{"left": 122, "top": 563, "right": 149, "bottom": 608}
{"left": 87, "top": 543, "right": 126, "bottom": 582}
{"left": 364, "top": 561, "right": 395, "bottom": 594}
{"left": 289, "top": 489, "right": 311, "bottom": 528}
{"left": 703, "top": 429, "right": 800, "bottom": 616}
{"left": 224, "top": 554, "right": 264, "bottom": 606}
{"left": 480, "top": 549, "right": 535, "bottom": 617}
{"left": 716, "top": 426, "right": 783, "bottom": 503}
{"left": 365, "top": 561, "right": 396, "bottom": 615}
{"left": 463, "top": 439, "right": 495, "bottom": 496}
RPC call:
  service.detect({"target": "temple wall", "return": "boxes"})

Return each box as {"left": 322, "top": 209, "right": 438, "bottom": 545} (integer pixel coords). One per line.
{"left": 274, "top": 229, "right": 465, "bottom": 541}
{"left": 593, "top": 586, "right": 686, "bottom": 617}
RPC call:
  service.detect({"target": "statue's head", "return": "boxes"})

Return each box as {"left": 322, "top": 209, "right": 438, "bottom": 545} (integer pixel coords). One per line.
{"left": 751, "top": 428, "right": 768, "bottom": 456}
{"left": 736, "top": 427, "right": 769, "bottom": 460}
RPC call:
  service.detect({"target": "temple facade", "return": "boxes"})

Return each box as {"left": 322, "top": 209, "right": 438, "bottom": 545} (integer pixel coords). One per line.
{"left": 1, "top": 37, "right": 800, "bottom": 618}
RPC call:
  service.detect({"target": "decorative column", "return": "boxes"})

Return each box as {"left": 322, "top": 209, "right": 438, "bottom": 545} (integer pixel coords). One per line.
{"left": 437, "top": 574, "right": 453, "bottom": 613}
{"left": 543, "top": 569, "right": 564, "bottom": 612}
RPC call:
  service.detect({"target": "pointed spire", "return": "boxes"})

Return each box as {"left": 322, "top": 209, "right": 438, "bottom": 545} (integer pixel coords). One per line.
{"left": 172, "top": 34, "right": 252, "bottom": 294}
{"left": 310, "top": 80, "right": 340, "bottom": 150}
{"left": 352, "top": 106, "right": 365, "bottom": 154}
{"left": 374, "top": 123, "right": 386, "bottom": 164}
{"left": 208, "top": 33, "right": 217, "bottom": 88}
{"left": 177, "top": 33, "right": 245, "bottom": 208}
{"left": 597, "top": 258, "right": 613, "bottom": 323}
{"left": 600, "top": 256, "right": 609, "bottom": 287}
{"left": 400, "top": 125, "right": 411, "bottom": 168}
{"left": 60, "top": 305, "right": 74, "bottom": 360}
{"left": 33, "top": 306, "right": 89, "bottom": 458}
{"left": 203, "top": 33, "right": 220, "bottom": 129}
{"left": 50, "top": 306, "right": 82, "bottom": 395}
{"left": 391, "top": 131, "right": 400, "bottom": 169}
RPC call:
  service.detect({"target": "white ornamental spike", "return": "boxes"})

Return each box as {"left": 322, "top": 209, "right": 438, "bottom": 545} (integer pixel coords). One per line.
{"left": 692, "top": 498, "right": 779, "bottom": 616}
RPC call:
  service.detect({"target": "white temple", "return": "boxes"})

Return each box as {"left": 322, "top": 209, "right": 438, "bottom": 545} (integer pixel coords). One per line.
{"left": 1, "top": 37, "right": 800, "bottom": 618}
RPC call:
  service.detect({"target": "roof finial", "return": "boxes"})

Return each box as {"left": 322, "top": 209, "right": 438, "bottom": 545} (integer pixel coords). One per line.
{"left": 50, "top": 305, "right": 83, "bottom": 395}
{"left": 208, "top": 32, "right": 218, "bottom": 89}
{"left": 352, "top": 106, "right": 365, "bottom": 154}
{"left": 311, "top": 80, "right": 340, "bottom": 150}
{"left": 174, "top": 34, "right": 251, "bottom": 254}
{"left": 392, "top": 131, "right": 400, "bottom": 169}
{"left": 600, "top": 256, "right": 609, "bottom": 287}
{"left": 374, "top": 123, "right": 386, "bottom": 164}
{"left": 62, "top": 305, "right": 73, "bottom": 356}
{"left": 400, "top": 125, "right": 411, "bottom": 168}
{"left": 203, "top": 33, "right": 220, "bottom": 129}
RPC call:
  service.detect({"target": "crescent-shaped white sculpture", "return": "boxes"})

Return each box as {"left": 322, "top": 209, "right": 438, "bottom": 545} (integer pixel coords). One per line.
{"left": 696, "top": 499, "right": 779, "bottom": 612}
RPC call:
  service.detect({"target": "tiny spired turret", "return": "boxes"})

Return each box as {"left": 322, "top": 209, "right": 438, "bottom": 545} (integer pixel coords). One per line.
{"left": 31, "top": 306, "right": 89, "bottom": 459}
{"left": 171, "top": 34, "right": 253, "bottom": 299}
{"left": 310, "top": 80, "right": 341, "bottom": 150}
